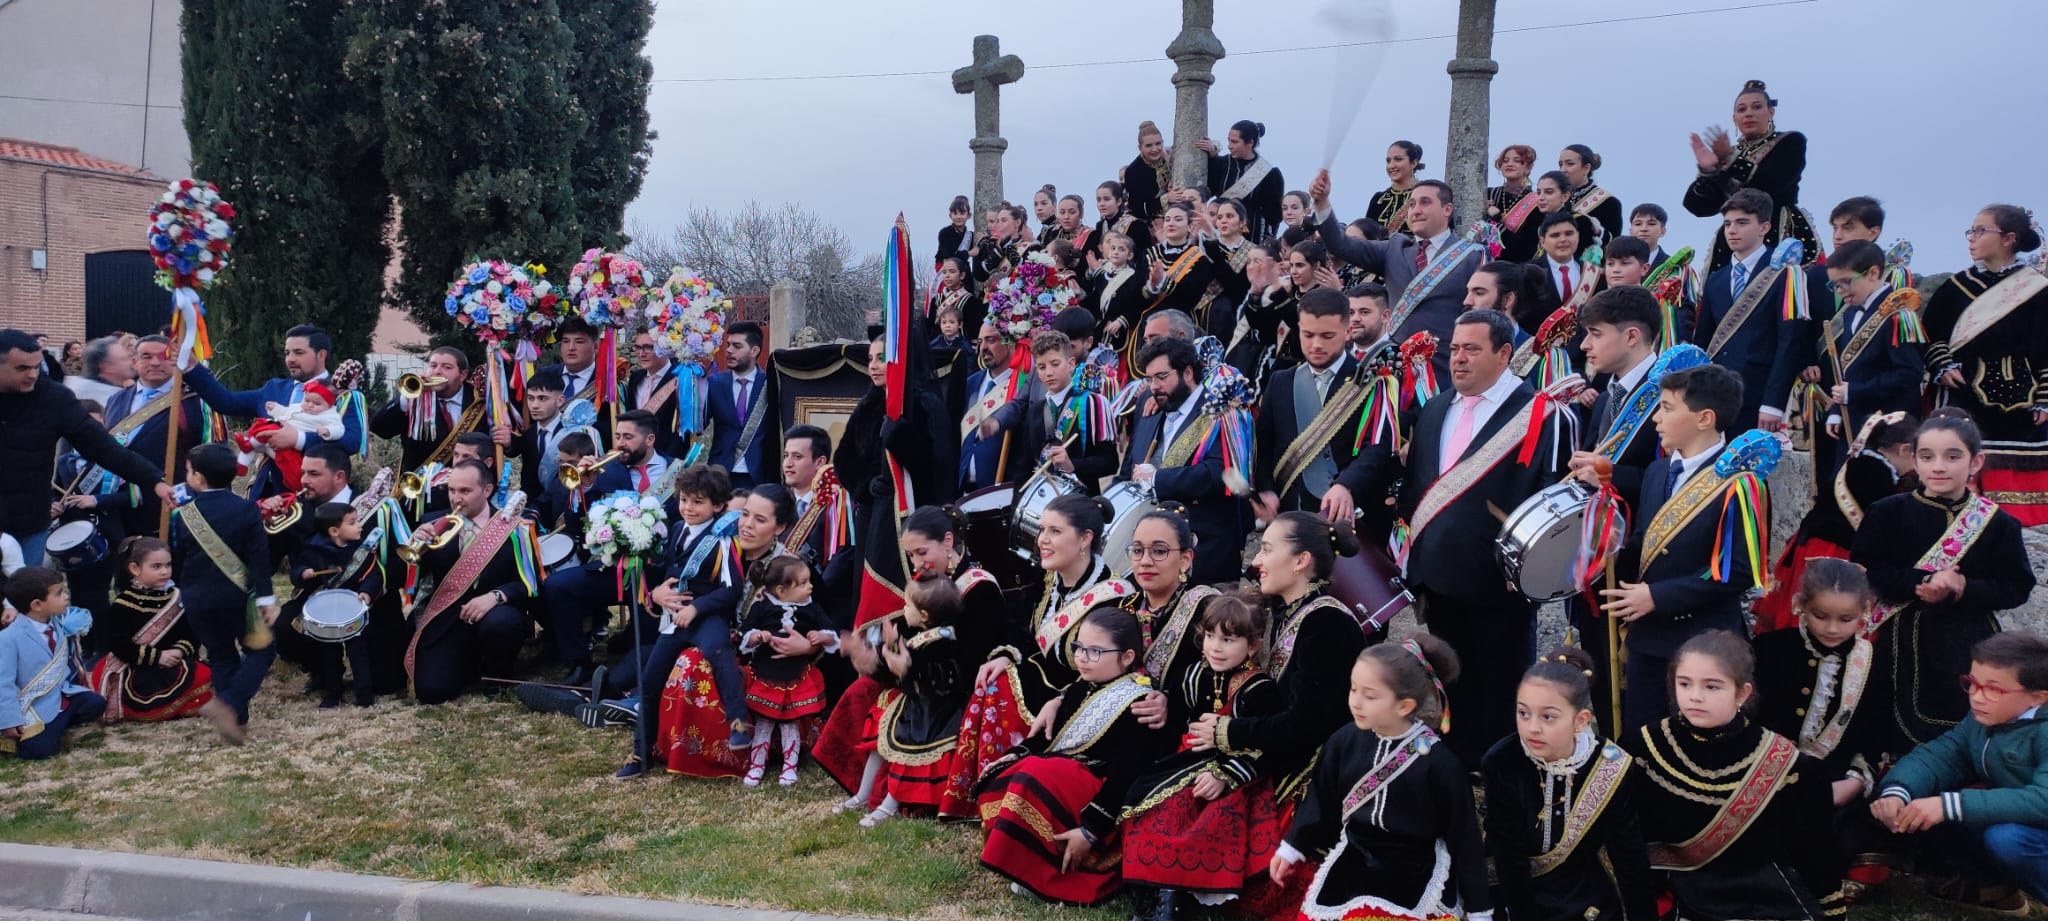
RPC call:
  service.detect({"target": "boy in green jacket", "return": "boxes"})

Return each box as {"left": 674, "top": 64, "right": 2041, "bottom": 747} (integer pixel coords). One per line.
{"left": 1874, "top": 631, "right": 2048, "bottom": 909}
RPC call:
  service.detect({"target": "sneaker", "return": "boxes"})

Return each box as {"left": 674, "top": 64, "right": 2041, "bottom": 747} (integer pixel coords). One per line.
{"left": 613, "top": 756, "right": 646, "bottom": 780}
{"left": 515, "top": 682, "right": 583, "bottom": 717}
{"left": 600, "top": 699, "right": 640, "bottom": 726}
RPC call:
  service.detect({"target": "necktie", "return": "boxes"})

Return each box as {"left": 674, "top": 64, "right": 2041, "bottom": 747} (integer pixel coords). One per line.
{"left": 1414, "top": 239, "right": 1430, "bottom": 272}
{"left": 567, "top": 371, "right": 581, "bottom": 397}
{"left": 290, "top": 382, "right": 305, "bottom": 405}
{"left": 439, "top": 400, "right": 455, "bottom": 433}
{"left": 633, "top": 464, "right": 650, "bottom": 492}
{"left": 798, "top": 497, "right": 811, "bottom": 520}
{"left": 1559, "top": 264, "right": 1574, "bottom": 300}
{"left": 735, "top": 376, "right": 751, "bottom": 417}
{"left": 1600, "top": 381, "right": 1626, "bottom": 433}
{"left": 1314, "top": 369, "right": 1333, "bottom": 402}
{"left": 1445, "top": 394, "right": 1482, "bottom": 462}
{"left": 1666, "top": 456, "right": 1685, "bottom": 498}
{"left": 46, "top": 627, "right": 56, "bottom": 655}
{"left": 1732, "top": 260, "right": 1751, "bottom": 299}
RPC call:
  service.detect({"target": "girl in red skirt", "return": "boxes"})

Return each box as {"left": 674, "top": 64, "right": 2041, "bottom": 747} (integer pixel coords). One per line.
{"left": 738, "top": 554, "right": 834, "bottom": 787}
{"left": 1755, "top": 412, "right": 1915, "bottom": 633}
{"left": 88, "top": 537, "right": 213, "bottom": 723}
{"left": 978, "top": 606, "right": 1175, "bottom": 905}
{"left": 1123, "top": 590, "right": 1286, "bottom": 919}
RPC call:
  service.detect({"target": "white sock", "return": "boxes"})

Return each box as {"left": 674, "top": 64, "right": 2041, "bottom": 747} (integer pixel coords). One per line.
{"left": 854, "top": 752, "right": 884, "bottom": 801}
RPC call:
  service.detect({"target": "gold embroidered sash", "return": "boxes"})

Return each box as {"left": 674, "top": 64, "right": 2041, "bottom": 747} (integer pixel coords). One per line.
{"left": 1340, "top": 727, "right": 1434, "bottom": 822}
{"left": 1051, "top": 674, "right": 1151, "bottom": 753}
{"left": 1799, "top": 638, "right": 1872, "bottom": 759}
{"left": 1161, "top": 414, "right": 1217, "bottom": 468}
{"left": 1704, "top": 263, "right": 1791, "bottom": 360}
{"left": 1639, "top": 467, "right": 1733, "bottom": 574}
{"left": 1532, "top": 745, "right": 1633, "bottom": 876}
{"left": 1830, "top": 289, "right": 1919, "bottom": 378}
{"left": 1145, "top": 244, "right": 1206, "bottom": 311}
{"left": 1833, "top": 411, "right": 1904, "bottom": 527}
{"left": 177, "top": 503, "right": 251, "bottom": 594}
{"left": 1572, "top": 186, "right": 1613, "bottom": 222}
{"left": 1141, "top": 584, "right": 1220, "bottom": 679}
{"left": 1268, "top": 594, "right": 1351, "bottom": 677}
{"left": 1408, "top": 396, "right": 1547, "bottom": 541}
{"left": 423, "top": 398, "right": 488, "bottom": 468}
{"left": 108, "top": 388, "right": 175, "bottom": 442}
{"left": 1646, "top": 733, "right": 1799, "bottom": 870}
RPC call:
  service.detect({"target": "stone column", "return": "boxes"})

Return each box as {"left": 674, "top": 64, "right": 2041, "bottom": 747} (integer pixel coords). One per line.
{"left": 1166, "top": 0, "right": 1225, "bottom": 192}
{"left": 1444, "top": 0, "right": 1499, "bottom": 228}
{"left": 951, "top": 35, "right": 1025, "bottom": 234}
{"left": 768, "top": 278, "right": 806, "bottom": 352}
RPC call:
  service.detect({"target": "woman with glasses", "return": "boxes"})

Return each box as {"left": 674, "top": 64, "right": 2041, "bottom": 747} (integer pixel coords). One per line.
{"left": 1852, "top": 411, "right": 2035, "bottom": 755}
{"left": 942, "top": 494, "right": 1132, "bottom": 818}
{"left": 1682, "top": 79, "right": 1821, "bottom": 275}
{"left": 1179, "top": 511, "right": 1371, "bottom": 917}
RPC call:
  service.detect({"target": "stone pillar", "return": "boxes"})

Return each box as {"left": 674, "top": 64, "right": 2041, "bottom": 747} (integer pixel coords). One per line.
{"left": 1444, "top": 0, "right": 1499, "bottom": 228}
{"left": 951, "top": 35, "right": 1025, "bottom": 234}
{"left": 767, "top": 278, "right": 806, "bottom": 353}
{"left": 1167, "top": 0, "right": 1225, "bottom": 192}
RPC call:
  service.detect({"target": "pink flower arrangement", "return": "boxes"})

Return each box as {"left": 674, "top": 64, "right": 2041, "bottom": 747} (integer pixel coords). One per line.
{"left": 984, "top": 251, "right": 1076, "bottom": 340}
{"left": 566, "top": 248, "right": 647, "bottom": 330}
{"left": 445, "top": 260, "right": 561, "bottom": 347}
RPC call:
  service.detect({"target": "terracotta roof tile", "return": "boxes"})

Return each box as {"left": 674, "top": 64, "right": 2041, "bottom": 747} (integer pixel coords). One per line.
{"left": 0, "top": 137, "right": 151, "bottom": 176}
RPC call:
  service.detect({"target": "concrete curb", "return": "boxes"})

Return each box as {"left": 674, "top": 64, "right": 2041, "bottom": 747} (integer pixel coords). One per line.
{"left": 0, "top": 843, "right": 875, "bottom": 921}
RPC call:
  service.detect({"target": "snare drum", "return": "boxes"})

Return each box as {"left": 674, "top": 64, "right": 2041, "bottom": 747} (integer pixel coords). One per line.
{"left": 1327, "top": 545, "right": 1413, "bottom": 643}
{"left": 1097, "top": 480, "right": 1162, "bottom": 574}
{"left": 1010, "top": 470, "right": 1083, "bottom": 553}
{"left": 957, "top": 484, "right": 1029, "bottom": 588}
{"left": 301, "top": 588, "right": 368, "bottom": 643}
{"left": 45, "top": 519, "right": 108, "bottom": 572}
{"left": 537, "top": 532, "right": 578, "bottom": 570}
{"left": 1496, "top": 480, "right": 1626, "bottom": 601}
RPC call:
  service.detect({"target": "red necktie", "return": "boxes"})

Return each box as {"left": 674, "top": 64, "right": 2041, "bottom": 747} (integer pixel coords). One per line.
{"left": 735, "top": 377, "right": 750, "bottom": 417}
{"left": 1559, "top": 265, "right": 1573, "bottom": 300}
{"left": 1414, "top": 239, "right": 1429, "bottom": 272}
{"left": 634, "top": 464, "right": 651, "bottom": 492}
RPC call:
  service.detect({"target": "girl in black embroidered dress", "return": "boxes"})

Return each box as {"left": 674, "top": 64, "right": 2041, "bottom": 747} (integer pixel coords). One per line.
{"left": 1369, "top": 141, "right": 1425, "bottom": 239}
{"left": 736, "top": 554, "right": 832, "bottom": 787}
{"left": 1923, "top": 206, "right": 2048, "bottom": 446}
{"left": 88, "top": 537, "right": 214, "bottom": 723}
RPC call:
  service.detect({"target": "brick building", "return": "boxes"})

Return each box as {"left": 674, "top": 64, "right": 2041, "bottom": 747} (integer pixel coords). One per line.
{"left": 0, "top": 138, "right": 168, "bottom": 342}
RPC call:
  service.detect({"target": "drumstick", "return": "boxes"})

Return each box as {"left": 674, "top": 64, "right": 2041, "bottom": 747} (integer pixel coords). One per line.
{"left": 1028, "top": 434, "right": 1081, "bottom": 482}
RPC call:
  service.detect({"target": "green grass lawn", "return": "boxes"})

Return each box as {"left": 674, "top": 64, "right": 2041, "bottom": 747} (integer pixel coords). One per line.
{"left": 0, "top": 663, "right": 2020, "bottom": 921}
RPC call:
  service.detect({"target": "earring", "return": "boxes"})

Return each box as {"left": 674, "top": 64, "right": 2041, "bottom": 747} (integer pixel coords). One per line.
{"left": 1179, "top": 570, "right": 1189, "bottom": 583}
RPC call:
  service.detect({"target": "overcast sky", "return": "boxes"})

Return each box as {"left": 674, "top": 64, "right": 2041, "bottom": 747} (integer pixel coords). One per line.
{"left": 630, "top": 0, "right": 2045, "bottom": 274}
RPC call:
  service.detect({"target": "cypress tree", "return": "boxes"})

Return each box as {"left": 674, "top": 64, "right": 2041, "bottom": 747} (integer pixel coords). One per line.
{"left": 559, "top": 0, "right": 655, "bottom": 249}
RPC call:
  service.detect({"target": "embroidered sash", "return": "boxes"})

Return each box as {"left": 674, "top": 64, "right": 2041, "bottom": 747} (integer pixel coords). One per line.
{"left": 5, "top": 647, "right": 69, "bottom": 743}
{"left": 1161, "top": 414, "right": 1218, "bottom": 468}
{"left": 639, "top": 375, "right": 678, "bottom": 415}
{"left": 677, "top": 510, "right": 740, "bottom": 583}
{"left": 1340, "top": 726, "right": 1436, "bottom": 822}
{"left": 1142, "top": 584, "right": 1221, "bottom": 679}
{"left": 406, "top": 508, "right": 520, "bottom": 682}
{"left": 1501, "top": 189, "right": 1540, "bottom": 232}
{"left": 1834, "top": 412, "right": 1905, "bottom": 527}
{"left": 1571, "top": 186, "right": 1613, "bottom": 222}
{"left": 422, "top": 398, "right": 488, "bottom": 468}
{"left": 1798, "top": 638, "right": 1872, "bottom": 759}
{"left": 959, "top": 373, "right": 1016, "bottom": 441}
{"left": 1033, "top": 578, "right": 1134, "bottom": 656}
{"left": 1051, "top": 675, "right": 1151, "bottom": 753}
{"left": 108, "top": 388, "right": 175, "bottom": 442}
{"left": 1098, "top": 267, "right": 1135, "bottom": 311}
{"left": 1217, "top": 157, "right": 1276, "bottom": 202}
{"left": 730, "top": 377, "right": 771, "bottom": 469}
{"left": 1145, "top": 243, "right": 1206, "bottom": 310}
{"left": 1388, "top": 238, "right": 1482, "bottom": 334}
{"left": 1646, "top": 733, "right": 1799, "bottom": 870}
{"left": 1532, "top": 745, "right": 1633, "bottom": 876}
{"left": 95, "top": 590, "right": 188, "bottom": 722}
{"left": 1274, "top": 371, "right": 1371, "bottom": 499}
{"left": 1949, "top": 265, "right": 2048, "bottom": 353}
{"left": 1269, "top": 594, "right": 1351, "bottom": 677}
{"left": 1598, "top": 346, "right": 1709, "bottom": 458}
{"left": 1639, "top": 467, "right": 1734, "bottom": 572}
{"left": 178, "top": 503, "right": 251, "bottom": 594}
{"left": 1408, "top": 393, "right": 1552, "bottom": 541}
{"left": 1831, "top": 289, "right": 1919, "bottom": 377}
{"left": 1703, "top": 262, "right": 1791, "bottom": 359}
{"left": 1866, "top": 494, "right": 2000, "bottom": 633}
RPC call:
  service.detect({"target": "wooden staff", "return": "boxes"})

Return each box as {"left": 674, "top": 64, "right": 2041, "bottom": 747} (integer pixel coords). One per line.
{"left": 1594, "top": 457, "right": 1625, "bottom": 736}
{"left": 159, "top": 367, "right": 183, "bottom": 539}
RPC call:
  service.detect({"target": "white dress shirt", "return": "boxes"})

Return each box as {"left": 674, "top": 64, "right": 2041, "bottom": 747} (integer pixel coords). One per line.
{"left": 1546, "top": 255, "right": 1580, "bottom": 300}
{"left": 1669, "top": 435, "right": 1727, "bottom": 493}
{"left": 1436, "top": 372, "right": 1523, "bottom": 468}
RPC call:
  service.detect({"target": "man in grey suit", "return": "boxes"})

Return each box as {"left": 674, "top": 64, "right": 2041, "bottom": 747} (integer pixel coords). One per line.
{"left": 1309, "top": 171, "right": 1485, "bottom": 382}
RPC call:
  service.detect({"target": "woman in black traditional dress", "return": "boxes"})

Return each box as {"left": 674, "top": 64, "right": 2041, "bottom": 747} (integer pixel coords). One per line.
{"left": 1282, "top": 190, "right": 1313, "bottom": 238}
{"left": 1489, "top": 144, "right": 1541, "bottom": 263}
{"left": 1482, "top": 646, "right": 1658, "bottom": 921}
{"left": 1126, "top": 121, "right": 1174, "bottom": 227}
{"left": 1032, "top": 185, "right": 1060, "bottom": 246}
{"left": 1088, "top": 180, "right": 1153, "bottom": 276}
{"left": 1850, "top": 411, "right": 2035, "bottom": 755}
{"left": 1560, "top": 144, "right": 1622, "bottom": 246}
{"left": 1683, "top": 80, "right": 1820, "bottom": 275}
{"left": 1369, "top": 141, "right": 1425, "bottom": 238}
{"left": 1624, "top": 631, "right": 1837, "bottom": 921}
{"left": 1200, "top": 120, "right": 1286, "bottom": 243}
{"left": 1200, "top": 199, "right": 1258, "bottom": 340}
{"left": 926, "top": 256, "right": 984, "bottom": 340}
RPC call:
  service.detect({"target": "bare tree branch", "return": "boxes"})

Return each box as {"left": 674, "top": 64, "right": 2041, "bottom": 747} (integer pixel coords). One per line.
{"left": 628, "top": 202, "right": 880, "bottom": 340}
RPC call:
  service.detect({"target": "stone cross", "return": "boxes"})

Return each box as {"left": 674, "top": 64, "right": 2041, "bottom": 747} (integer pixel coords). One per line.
{"left": 1166, "top": 0, "right": 1225, "bottom": 192}
{"left": 952, "top": 35, "right": 1025, "bottom": 234}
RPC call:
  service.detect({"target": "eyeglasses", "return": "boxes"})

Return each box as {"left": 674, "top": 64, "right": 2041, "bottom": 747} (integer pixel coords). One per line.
{"left": 1960, "top": 675, "right": 2018, "bottom": 699}
{"left": 631, "top": 343, "right": 656, "bottom": 351}
{"left": 1964, "top": 226, "right": 2007, "bottom": 239}
{"left": 1145, "top": 370, "right": 1178, "bottom": 384}
{"left": 1126, "top": 543, "right": 1184, "bottom": 563}
{"left": 1072, "top": 644, "right": 1124, "bottom": 663}
{"left": 1826, "top": 279, "right": 1861, "bottom": 293}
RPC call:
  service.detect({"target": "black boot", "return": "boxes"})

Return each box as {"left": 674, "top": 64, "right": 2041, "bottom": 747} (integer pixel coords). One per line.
{"left": 1125, "top": 886, "right": 1157, "bottom": 921}
{"left": 1147, "top": 887, "right": 1181, "bottom": 921}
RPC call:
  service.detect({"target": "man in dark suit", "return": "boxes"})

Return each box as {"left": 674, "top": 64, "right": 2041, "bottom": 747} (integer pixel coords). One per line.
{"left": 1600, "top": 365, "right": 1755, "bottom": 731}
{"left": 537, "top": 317, "right": 610, "bottom": 449}
{"left": 1253, "top": 289, "right": 1374, "bottom": 519}
{"left": 171, "top": 443, "right": 277, "bottom": 744}
{"left": 958, "top": 321, "right": 1020, "bottom": 493}
{"left": 1357, "top": 309, "right": 1567, "bottom": 765}
{"left": 407, "top": 461, "right": 538, "bottom": 704}
{"left": 369, "top": 347, "right": 488, "bottom": 472}
{"left": 980, "top": 330, "right": 1119, "bottom": 492}
{"left": 624, "top": 328, "right": 683, "bottom": 459}
{"left": 704, "top": 321, "right": 772, "bottom": 488}
{"left": 1310, "top": 173, "right": 1485, "bottom": 382}
{"left": 536, "top": 411, "right": 669, "bottom": 685}
{"left": 184, "top": 324, "right": 364, "bottom": 497}
{"left": 96, "top": 334, "right": 207, "bottom": 537}
{"left": 1120, "top": 336, "right": 1246, "bottom": 585}
{"left": 1692, "top": 188, "right": 1824, "bottom": 433}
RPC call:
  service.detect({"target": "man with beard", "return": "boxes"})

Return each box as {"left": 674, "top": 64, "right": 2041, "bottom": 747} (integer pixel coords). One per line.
{"left": 959, "top": 322, "right": 1020, "bottom": 493}
{"left": 187, "top": 325, "right": 364, "bottom": 496}
{"left": 705, "top": 322, "right": 773, "bottom": 488}
{"left": 405, "top": 461, "right": 538, "bottom": 704}
{"left": 1344, "top": 283, "right": 1390, "bottom": 362}
{"left": 1253, "top": 290, "right": 1376, "bottom": 521}
{"left": 537, "top": 410, "right": 669, "bottom": 686}
{"left": 1121, "top": 336, "right": 1245, "bottom": 584}
{"left": 370, "top": 347, "right": 484, "bottom": 472}
{"left": 1463, "top": 261, "right": 1538, "bottom": 327}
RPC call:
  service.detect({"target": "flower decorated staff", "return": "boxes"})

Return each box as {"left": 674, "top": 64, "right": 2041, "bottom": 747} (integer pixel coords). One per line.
{"left": 566, "top": 248, "right": 649, "bottom": 414}
{"left": 641, "top": 266, "right": 729, "bottom": 438}
{"left": 984, "top": 251, "right": 1078, "bottom": 341}
{"left": 145, "top": 178, "right": 235, "bottom": 536}
{"left": 446, "top": 259, "right": 561, "bottom": 486}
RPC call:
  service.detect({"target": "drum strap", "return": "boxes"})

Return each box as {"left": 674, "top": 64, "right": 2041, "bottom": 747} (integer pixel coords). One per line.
{"left": 177, "top": 504, "right": 250, "bottom": 594}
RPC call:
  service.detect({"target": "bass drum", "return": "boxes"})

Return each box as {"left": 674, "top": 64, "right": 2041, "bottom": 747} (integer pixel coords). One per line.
{"left": 1010, "top": 470, "right": 1082, "bottom": 554}
{"left": 957, "top": 484, "right": 1031, "bottom": 590}
{"left": 1097, "top": 480, "right": 1161, "bottom": 575}
{"left": 1496, "top": 479, "right": 1626, "bottom": 601}
{"left": 1327, "top": 545, "right": 1413, "bottom": 645}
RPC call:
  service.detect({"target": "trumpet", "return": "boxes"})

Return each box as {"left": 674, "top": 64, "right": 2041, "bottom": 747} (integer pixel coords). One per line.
{"left": 397, "top": 471, "right": 425, "bottom": 501}
{"left": 558, "top": 450, "right": 624, "bottom": 490}
{"left": 262, "top": 488, "right": 312, "bottom": 535}
{"left": 397, "top": 373, "right": 450, "bottom": 399}
{"left": 396, "top": 516, "right": 466, "bottom": 564}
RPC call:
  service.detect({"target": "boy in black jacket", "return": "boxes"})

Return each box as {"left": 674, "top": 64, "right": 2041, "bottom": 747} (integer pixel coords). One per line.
{"left": 290, "top": 503, "right": 386, "bottom": 708}
{"left": 172, "top": 442, "right": 277, "bottom": 745}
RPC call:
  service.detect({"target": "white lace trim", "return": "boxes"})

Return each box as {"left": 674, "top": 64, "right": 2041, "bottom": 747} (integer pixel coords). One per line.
{"left": 1301, "top": 834, "right": 1456, "bottom": 920}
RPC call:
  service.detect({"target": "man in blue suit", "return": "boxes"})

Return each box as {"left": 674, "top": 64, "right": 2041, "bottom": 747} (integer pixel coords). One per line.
{"left": 704, "top": 321, "right": 773, "bottom": 488}
{"left": 184, "top": 324, "right": 364, "bottom": 497}
{"left": 959, "top": 321, "right": 1019, "bottom": 493}
{"left": 0, "top": 567, "right": 105, "bottom": 760}
{"left": 98, "top": 335, "right": 208, "bottom": 537}
{"left": 1119, "top": 336, "right": 1246, "bottom": 586}
{"left": 538, "top": 410, "right": 670, "bottom": 686}
{"left": 1692, "top": 189, "right": 1824, "bottom": 434}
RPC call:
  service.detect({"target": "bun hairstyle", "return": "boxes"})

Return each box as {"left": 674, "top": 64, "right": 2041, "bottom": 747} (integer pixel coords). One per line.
{"left": 1360, "top": 634, "right": 1460, "bottom": 731}
{"left": 1271, "top": 510, "right": 1360, "bottom": 581}
{"left": 904, "top": 504, "right": 969, "bottom": 545}
{"left": 1214, "top": 198, "right": 1251, "bottom": 228}
{"left": 1674, "top": 629, "right": 1757, "bottom": 710}
{"left": 1137, "top": 120, "right": 1163, "bottom": 143}
{"left": 1137, "top": 502, "right": 1197, "bottom": 552}
{"left": 1036, "top": 184, "right": 1057, "bottom": 203}
{"left": 1046, "top": 493, "right": 1115, "bottom": 555}
{"left": 1797, "top": 557, "right": 1874, "bottom": 607}
{"left": 1919, "top": 406, "right": 1984, "bottom": 456}
{"left": 749, "top": 482, "right": 799, "bottom": 527}
{"left": 1562, "top": 144, "right": 1602, "bottom": 179}
{"left": 1230, "top": 119, "right": 1266, "bottom": 149}
{"left": 115, "top": 535, "right": 170, "bottom": 586}
{"left": 1979, "top": 204, "right": 2044, "bottom": 253}
{"left": 1391, "top": 139, "right": 1426, "bottom": 172}
{"left": 1738, "top": 79, "right": 1778, "bottom": 107}
{"left": 747, "top": 553, "right": 808, "bottom": 591}
{"left": 1059, "top": 193, "right": 1087, "bottom": 214}
{"left": 1522, "top": 645, "right": 1597, "bottom": 712}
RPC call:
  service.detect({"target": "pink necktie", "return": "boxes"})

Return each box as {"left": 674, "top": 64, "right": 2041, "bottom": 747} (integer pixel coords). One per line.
{"left": 1445, "top": 394, "right": 1483, "bottom": 462}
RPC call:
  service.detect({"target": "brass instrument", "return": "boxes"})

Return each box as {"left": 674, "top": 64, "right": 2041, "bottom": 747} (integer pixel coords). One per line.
{"left": 397, "top": 471, "right": 426, "bottom": 502}
{"left": 558, "top": 449, "right": 624, "bottom": 490}
{"left": 397, "top": 373, "right": 450, "bottom": 399}
{"left": 396, "top": 516, "right": 466, "bottom": 564}
{"left": 263, "top": 488, "right": 313, "bottom": 535}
